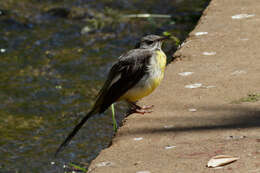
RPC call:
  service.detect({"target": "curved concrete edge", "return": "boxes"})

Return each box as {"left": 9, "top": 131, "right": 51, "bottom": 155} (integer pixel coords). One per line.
{"left": 88, "top": 0, "right": 260, "bottom": 172}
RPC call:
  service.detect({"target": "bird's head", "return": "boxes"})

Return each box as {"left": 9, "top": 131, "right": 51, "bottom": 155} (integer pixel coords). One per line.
{"left": 135, "top": 34, "right": 169, "bottom": 49}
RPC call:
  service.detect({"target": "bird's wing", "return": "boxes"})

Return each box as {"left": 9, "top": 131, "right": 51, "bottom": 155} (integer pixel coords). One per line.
{"left": 55, "top": 49, "right": 152, "bottom": 156}
{"left": 93, "top": 49, "right": 152, "bottom": 113}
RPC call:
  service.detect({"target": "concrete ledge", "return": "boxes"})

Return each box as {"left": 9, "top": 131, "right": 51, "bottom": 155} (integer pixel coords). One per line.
{"left": 89, "top": 0, "right": 260, "bottom": 172}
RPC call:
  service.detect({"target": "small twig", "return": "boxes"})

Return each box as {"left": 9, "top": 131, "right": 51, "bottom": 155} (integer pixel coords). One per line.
{"left": 123, "top": 14, "right": 171, "bottom": 18}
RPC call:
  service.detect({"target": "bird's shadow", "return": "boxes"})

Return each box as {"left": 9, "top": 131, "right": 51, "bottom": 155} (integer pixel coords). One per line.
{"left": 120, "top": 104, "right": 260, "bottom": 135}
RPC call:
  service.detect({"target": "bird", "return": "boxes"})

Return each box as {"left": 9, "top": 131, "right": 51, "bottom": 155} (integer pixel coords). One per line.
{"left": 55, "top": 34, "right": 168, "bottom": 156}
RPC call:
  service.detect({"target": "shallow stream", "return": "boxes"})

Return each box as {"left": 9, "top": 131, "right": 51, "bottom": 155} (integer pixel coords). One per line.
{"left": 0, "top": 0, "right": 209, "bottom": 172}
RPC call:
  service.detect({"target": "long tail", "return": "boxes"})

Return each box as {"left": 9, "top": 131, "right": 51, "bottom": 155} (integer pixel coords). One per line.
{"left": 55, "top": 109, "right": 98, "bottom": 156}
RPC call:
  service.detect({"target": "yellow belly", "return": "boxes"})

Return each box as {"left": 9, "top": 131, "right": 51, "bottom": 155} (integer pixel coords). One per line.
{"left": 119, "top": 50, "right": 166, "bottom": 102}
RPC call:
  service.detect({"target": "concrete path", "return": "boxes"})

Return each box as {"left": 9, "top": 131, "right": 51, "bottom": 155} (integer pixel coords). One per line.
{"left": 89, "top": 0, "right": 260, "bottom": 172}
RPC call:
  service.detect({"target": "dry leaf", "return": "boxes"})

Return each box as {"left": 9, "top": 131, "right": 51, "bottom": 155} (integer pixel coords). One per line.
{"left": 207, "top": 155, "right": 239, "bottom": 168}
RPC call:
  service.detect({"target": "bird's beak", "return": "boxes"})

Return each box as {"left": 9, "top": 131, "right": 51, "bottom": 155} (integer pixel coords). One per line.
{"left": 157, "top": 35, "right": 170, "bottom": 41}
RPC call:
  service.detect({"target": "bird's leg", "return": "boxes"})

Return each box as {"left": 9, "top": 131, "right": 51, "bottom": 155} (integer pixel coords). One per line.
{"left": 128, "top": 101, "right": 154, "bottom": 114}
{"left": 140, "top": 105, "right": 154, "bottom": 110}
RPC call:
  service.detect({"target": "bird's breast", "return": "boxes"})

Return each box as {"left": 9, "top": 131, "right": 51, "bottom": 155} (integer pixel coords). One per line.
{"left": 155, "top": 50, "right": 167, "bottom": 73}
{"left": 119, "top": 50, "right": 166, "bottom": 102}
{"left": 148, "top": 50, "right": 166, "bottom": 91}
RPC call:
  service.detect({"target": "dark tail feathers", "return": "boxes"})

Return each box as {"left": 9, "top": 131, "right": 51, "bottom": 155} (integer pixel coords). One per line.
{"left": 55, "top": 109, "right": 97, "bottom": 157}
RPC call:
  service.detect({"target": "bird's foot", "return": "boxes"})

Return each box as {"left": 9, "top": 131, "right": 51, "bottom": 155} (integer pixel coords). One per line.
{"left": 130, "top": 104, "right": 154, "bottom": 114}
{"left": 140, "top": 105, "right": 154, "bottom": 110}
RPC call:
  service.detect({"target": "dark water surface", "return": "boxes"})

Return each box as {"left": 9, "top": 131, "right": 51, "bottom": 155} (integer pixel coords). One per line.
{"left": 0, "top": 0, "right": 209, "bottom": 172}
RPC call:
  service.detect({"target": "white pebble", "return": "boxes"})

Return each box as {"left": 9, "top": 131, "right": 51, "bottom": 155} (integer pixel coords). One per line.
{"left": 51, "top": 161, "right": 55, "bottom": 165}
{"left": 231, "top": 70, "right": 247, "bottom": 75}
{"left": 232, "top": 14, "right": 255, "bottom": 19}
{"left": 195, "top": 32, "right": 208, "bottom": 36}
{"left": 136, "top": 171, "right": 151, "bottom": 173}
{"left": 188, "top": 108, "right": 197, "bottom": 112}
{"left": 164, "top": 125, "right": 174, "bottom": 129}
{"left": 178, "top": 72, "right": 194, "bottom": 76}
{"left": 165, "top": 145, "right": 176, "bottom": 149}
{"left": 185, "top": 83, "right": 202, "bottom": 89}
{"left": 96, "top": 161, "right": 113, "bottom": 167}
{"left": 203, "top": 52, "right": 216, "bottom": 56}
{"left": 134, "top": 137, "right": 143, "bottom": 141}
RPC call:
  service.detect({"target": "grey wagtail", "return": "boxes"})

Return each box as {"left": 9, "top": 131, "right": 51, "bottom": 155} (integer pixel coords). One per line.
{"left": 55, "top": 34, "right": 168, "bottom": 155}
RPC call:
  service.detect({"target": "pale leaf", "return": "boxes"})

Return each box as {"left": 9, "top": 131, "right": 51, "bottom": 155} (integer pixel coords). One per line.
{"left": 207, "top": 155, "right": 239, "bottom": 168}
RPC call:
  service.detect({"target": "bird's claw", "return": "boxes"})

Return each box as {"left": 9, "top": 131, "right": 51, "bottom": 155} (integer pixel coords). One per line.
{"left": 130, "top": 105, "right": 154, "bottom": 114}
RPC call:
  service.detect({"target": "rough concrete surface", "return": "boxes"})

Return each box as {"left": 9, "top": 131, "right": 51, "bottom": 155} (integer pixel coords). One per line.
{"left": 89, "top": 0, "right": 260, "bottom": 172}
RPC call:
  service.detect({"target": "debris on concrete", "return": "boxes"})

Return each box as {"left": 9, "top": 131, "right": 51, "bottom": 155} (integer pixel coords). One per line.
{"left": 207, "top": 155, "right": 239, "bottom": 168}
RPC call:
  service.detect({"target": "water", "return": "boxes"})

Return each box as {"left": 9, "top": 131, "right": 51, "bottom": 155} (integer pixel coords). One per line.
{"left": 0, "top": 0, "right": 209, "bottom": 172}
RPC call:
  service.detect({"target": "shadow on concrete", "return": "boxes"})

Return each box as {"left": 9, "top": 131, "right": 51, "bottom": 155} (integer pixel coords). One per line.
{"left": 123, "top": 104, "right": 260, "bottom": 135}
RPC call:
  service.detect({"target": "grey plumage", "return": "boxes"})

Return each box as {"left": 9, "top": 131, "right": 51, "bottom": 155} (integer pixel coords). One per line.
{"left": 55, "top": 35, "right": 168, "bottom": 156}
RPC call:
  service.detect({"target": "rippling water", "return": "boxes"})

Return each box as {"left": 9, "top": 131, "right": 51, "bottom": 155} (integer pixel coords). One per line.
{"left": 0, "top": 0, "right": 209, "bottom": 172}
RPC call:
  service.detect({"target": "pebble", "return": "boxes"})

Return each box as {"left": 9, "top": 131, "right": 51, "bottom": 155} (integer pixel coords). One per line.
{"left": 164, "top": 125, "right": 174, "bottom": 129}
{"left": 96, "top": 161, "right": 113, "bottom": 167}
{"left": 165, "top": 145, "right": 176, "bottom": 149}
{"left": 195, "top": 32, "right": 208, "bottom": 36}
{"left": 226, "top": 135, "right": 246, "bottom": 140}
{"left": 178, "top": 72, "right": 194, "bottom": 76}
{"left": 185, "top": 83, "right": 202, "bottom": 89}
{"left": 136, "top": 171, "right": 151, "bottom": 173}
{"left": 231, "top": 70, "right": 247, "bottom": 75}
{"left": 232, "top": 14, "right": 255, "bottom": 19}
{"left": 240, "top": 38, "right": 249, "bottom": 41}
{"left": 203, "top": 52, "right": 216, "bottom": 56}
{"left": 188, "top": 108, "right": 197, "bottom": 112}
{"left": 134, "top": 137, "right": 143, "bottom": 141}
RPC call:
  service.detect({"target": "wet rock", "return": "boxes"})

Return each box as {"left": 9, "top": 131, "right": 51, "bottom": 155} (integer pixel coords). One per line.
{"left": 0, "top": 9, "right": 8, "bottom": 16}
{"left": 69, "top": 7, "right": 91, "bottom": 20}
{"left": 46, "top": 7, "right": 70, "bottom": 18}
{"left": 0, "top": 18, "right": 32, "bottom": 30}
{"left": 45, "top": 7, "right": 92, "bottom": 20}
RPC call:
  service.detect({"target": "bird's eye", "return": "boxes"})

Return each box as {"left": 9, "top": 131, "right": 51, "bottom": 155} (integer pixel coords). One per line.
{"left": 146, "top": 40, "right": 153, "bottom": 45}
